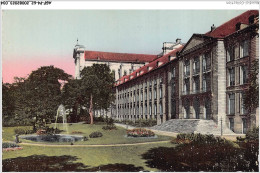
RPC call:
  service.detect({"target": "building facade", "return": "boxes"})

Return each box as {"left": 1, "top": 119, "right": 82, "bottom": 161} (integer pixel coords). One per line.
{"left": 114, "top": 10, "right": 259, "bottom": 134}
{"left": 73, "top": 44, "right": 157, "bottom": 81}
{"left": 114, "top": 43, "right": 183, "bottom": 124}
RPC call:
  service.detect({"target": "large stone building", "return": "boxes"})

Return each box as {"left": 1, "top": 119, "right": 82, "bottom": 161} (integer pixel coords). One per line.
{"left": 73, "top": 43, "right": 158, "bottom": 80}
{"left": 114, "top": 42, "right": 183, "bottom": 124}
{"left": 73, "top": 10, "right": 258, "bottom": 134}
{"left": 73, "top": 40, "right": 182, "bottom": 117}
{"left": 114, "top": 10, "right": 259, "bottom": 134}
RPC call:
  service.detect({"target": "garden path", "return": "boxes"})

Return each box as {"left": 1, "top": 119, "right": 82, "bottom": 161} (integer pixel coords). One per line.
{"left": 4, "top": 140, "right": 170, "bottom": 148}
{"left": 114, "top": 123, "right": 245, "bottom": 141}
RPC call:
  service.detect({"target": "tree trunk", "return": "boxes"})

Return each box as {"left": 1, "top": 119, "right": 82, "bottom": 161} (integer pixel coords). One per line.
{"left": 89, "top": 94, "right": 93, "bottom": 124}
{"left": 72, "top": 103, "right": 78, "bottom": 123}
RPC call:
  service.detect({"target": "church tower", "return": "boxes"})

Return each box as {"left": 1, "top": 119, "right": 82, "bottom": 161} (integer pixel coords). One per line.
{"left": 73, "top": 39, "right": 85, "bottom": 79}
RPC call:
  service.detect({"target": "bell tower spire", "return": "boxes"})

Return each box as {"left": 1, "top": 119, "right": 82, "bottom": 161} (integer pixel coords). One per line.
{"left": 73, "top": 39, "right": 85, "bottom": 79}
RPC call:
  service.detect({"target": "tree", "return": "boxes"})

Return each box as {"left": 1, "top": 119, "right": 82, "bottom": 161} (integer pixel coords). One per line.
{"left": 244, "top": 59, "right": 259, "bottom": 116}
{"left": 2, "top": 83, "right": 15, "bottom": 126}
{"left": 7, "top": 66, "right": 71, "bottom": 129}
{"left": 79, "top": 64, "right": 115, "bottom": 124}
{"left": 61, "top": 79, "right": 83, "bottom": 123}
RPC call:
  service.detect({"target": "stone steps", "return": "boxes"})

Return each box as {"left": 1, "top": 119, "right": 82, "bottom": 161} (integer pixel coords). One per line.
{"left": 150, "top": 119, "right": 235, "bottom": 135}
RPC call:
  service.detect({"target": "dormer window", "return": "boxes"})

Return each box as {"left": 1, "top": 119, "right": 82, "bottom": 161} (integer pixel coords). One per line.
{"left": 169, "top": 56, "right": 175, "bottom": 61}
{"left": 236, "top": 22, "right": 241, "bottom": 31}
{"left": 147, "top": 66, "right": 153, "bottom": 71}
{"left": 157, "top": 61, "right": 163, "bottom": 67}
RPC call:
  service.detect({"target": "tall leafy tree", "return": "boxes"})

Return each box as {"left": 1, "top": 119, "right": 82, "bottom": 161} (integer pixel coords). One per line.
{"left": 2, "top": 83, "right": 15, "bottom": 126}
{"left": 80, "top": 64, "right": 115, "bottom": 124}
{"left": 62, "top": 64, "right": 115, "bottom": 124}
{"left": 244, "top": 59, "right": 259, "bottom": 115}
{"left": 9, "top": 66, "right": 71, "bottom": 129}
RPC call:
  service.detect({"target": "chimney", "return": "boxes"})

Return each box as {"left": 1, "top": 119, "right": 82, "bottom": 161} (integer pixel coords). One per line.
{"left": 176, "top": 38, "right": 181, "bottom": 44}
{"left": 211, "top": 24, "right": 216, "bottom": 32}
{"left": 249, "top": 15, "right": 255, "bottom": 24}
{"left": 162, "top": 42, "right": 166, "bottom": 55}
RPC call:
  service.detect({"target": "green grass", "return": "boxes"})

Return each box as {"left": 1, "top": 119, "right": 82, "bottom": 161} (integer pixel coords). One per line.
{"left": 2, "top": 142, "right": 175, "bottom": 171}
{"left": 3, "top": 123, "right": 171, "bottom": 145}
{"left": 2, "top": 123, "right": 175, "bottom": 171}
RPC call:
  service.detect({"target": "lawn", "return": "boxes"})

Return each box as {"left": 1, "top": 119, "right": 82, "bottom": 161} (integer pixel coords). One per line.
{"left": 2, "top": 142, "right": 175, "bottom": 171}
{"left": 2, "top": 123, "right": 175, "bottom": 171}
{"left": 2, "top": 122, "right": 171, "bottom": 145}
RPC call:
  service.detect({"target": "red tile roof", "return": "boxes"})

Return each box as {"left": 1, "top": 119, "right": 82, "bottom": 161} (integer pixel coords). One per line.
{"left": 84, "top": 51, "right": 157, "bottom": 63}
{"left": 115, "top": 45, "right": 184, "bottom": 86}
{"left": 205, "top": 10, "right": 259, "bottom": 38}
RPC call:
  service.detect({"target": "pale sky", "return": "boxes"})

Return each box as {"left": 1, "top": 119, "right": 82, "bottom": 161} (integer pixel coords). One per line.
{"left": 2, "top": 10, "right": 246, "bottom": 83}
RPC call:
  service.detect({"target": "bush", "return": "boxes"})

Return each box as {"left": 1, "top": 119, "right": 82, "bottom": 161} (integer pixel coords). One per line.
{"left": 14, "top": 127, "right": 34, "bottom": 135}
{"left": 2, "top": 142, "right": 20, "bottom": 149}
{"left": 172, "top": 133, "right": 236, "bottom": 147}
{"left": 83, "top": 136, "right": 88, "bottom": 141}
{"left": 89, "top": 131, "right": 103, "bottom": 138}
{"left": 120, "top": 119, "right": 157, "bottom": 127}
{"left": 102, "top": 125, "right": 117, "bottom": 130}
{"left": 143, "top": 133, "right": 257, "bottom": 172}
{"left": 94, "top": 116, "right": 105, "bottom": 122}
{"left": 245, "top": 126, "right": 259, "bottom": 141}
{"left": 127, "top": 128, "right": 155, "bottom": 137}
{"left": 3, "top": 117, "right": 34, "bottom": 127}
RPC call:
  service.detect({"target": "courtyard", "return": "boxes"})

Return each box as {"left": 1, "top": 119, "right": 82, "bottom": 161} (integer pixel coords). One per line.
{"left": 2, "top": 122, "right": 259, "bottom": 172}
{"left": 2, "top": 123, "right": 173, "bottom": 172}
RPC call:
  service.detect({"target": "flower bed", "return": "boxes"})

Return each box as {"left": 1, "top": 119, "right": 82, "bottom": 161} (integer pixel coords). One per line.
{"left": 3, "top": 147, "right": 23, "bottom": 152}
{"left": 71, "top": 131, "right": 84, "bottom": 134}
{"left": 126, "top": 128, "right": 155, "bottom": 137}
{"left": 2, "top": 142, "right": 23, "bottom": 152}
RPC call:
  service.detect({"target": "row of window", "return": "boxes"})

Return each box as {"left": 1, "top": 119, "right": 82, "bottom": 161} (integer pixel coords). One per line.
{"left": 183, "top": 97, "right": 212, "bottom": 119}
{"left": 227, "top": 93, "right": 248, "bottom": 115}
{"left": 118, "top": 115, "right": 154, "bottom": 120}
{"left": 229, "top": 117, "right": 248, "bottom": 134}
{"left": 183, "top": 52, "right": 211, "bottom": 77}
{"left": 227, "top": 65, "right": 248, "bottom": 86}
{"left": 227, "top": 39, "right": 249, "bottom": 62}
{"left": 118, "top": 103, "right": 163, "bottom": 117}
{"left": 183, "top": 73, "right": 211, "bottom": 94}
{"left": 118, "top": 86, "right": 163, "bottom": 101}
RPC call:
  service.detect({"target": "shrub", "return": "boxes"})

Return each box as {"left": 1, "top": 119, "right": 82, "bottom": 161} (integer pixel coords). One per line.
{"left": 14, "top": 127, "right": 34, "bottom": 135}
{"left": 94, "top": 116, "right": 105, "bottom": 122}
{"left": 83, "top": 136, "right": 88, "bottom": 141}
{"left": 102, "top": 125, "right": 117, "bottom": 130}
{"left": 2, "top": 142, "right": 20, "bottom": 149}
{"left": 172, "top": 133, "right": 236, "bottom": 147}
{"left": 245, "top": 126, "right": 259, "bottom": 141}
{"left": 89, "top": 131, "right": 103, "bottom": 138}
{"left": 120, "top": 119, "right": 157, "bottom": 127}
{"left": 143, "top": 133, "right": 257, "bottom": 172}
{"left": 127, "top": 128, "right": 155, "bottom": 137}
